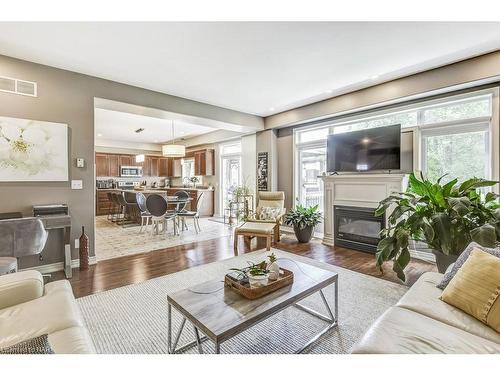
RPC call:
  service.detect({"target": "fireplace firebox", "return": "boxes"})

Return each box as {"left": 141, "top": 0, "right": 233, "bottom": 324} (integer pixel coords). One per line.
{"left": 334, "top": 205, "right": 385, "bottom": 253}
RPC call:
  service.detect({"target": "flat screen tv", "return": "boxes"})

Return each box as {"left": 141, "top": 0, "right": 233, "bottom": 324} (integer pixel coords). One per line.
{"left": 327, "top": 124, "right": 401, "bottom": 172}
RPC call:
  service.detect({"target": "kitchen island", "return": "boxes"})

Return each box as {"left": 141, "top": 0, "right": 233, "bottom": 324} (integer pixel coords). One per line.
{"left": 96, "top": 187, "right": 214, "bottom": 217}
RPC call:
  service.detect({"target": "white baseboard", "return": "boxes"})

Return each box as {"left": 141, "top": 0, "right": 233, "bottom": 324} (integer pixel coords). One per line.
{"left": 23, "top": 256, "right": 97, "bottom": 274}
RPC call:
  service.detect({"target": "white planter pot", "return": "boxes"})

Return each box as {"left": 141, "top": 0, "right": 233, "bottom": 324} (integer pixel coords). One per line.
{"left": 267, "top": 262, "right": 280, "bottom": 281}
{"left": 248, "top": 274, "right": 269, "bottom": 288}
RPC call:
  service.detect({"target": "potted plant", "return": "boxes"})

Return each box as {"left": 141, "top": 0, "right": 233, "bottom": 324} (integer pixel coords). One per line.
{"left": 189, "top": 176, "right": 200, "bottom": 188}
{"left": 284, "top": 200, "right": 323, "bottom": 243}
{"left": 375, "top": 172, "right": 500, "bottom": 281}
{"left": 231, "top": 261, "right": 270, "bottom": 288}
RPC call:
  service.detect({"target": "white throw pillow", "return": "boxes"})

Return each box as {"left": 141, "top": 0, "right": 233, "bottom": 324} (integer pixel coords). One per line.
{"left": 258, "top": 206, "right": 281, "bottom": 220}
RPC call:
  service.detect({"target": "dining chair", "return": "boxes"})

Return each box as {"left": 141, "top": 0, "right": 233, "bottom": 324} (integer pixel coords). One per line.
{"left": 177, "top": 192, "right": 204, "bottom": 234}
{"left": 173, "top": 190, "right": 190, "bottom": 231}
{"left": 136, "top": 192, "right": 152, "bottom": 233}
{"left": 146, "top": 194, "right": 178, "bottom": 236}
{"left": 174, "top": 190, "right": 190, "bottom": 212}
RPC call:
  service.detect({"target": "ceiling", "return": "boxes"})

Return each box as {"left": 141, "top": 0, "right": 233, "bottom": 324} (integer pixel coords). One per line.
{"left": 1, "top": 22, "right": 500, "bottom": 116}
{"left": 94, "top": 108, "right": 215, "bottom": 144}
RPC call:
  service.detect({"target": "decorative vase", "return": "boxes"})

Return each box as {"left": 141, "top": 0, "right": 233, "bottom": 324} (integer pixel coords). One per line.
{"left": 432, "top": 250, "right": 459, "bottom": 273}
{"left": 293, "top": 224, "right": 314, "bottom": 243}
{"left": 79, "top": 226, "right": 89, "bottom": 271}
{"left": 248, "top": 273, "right": 269, "bottom": 288}
{"left": 267, "top": 261, "right": 280, "bottom": 281}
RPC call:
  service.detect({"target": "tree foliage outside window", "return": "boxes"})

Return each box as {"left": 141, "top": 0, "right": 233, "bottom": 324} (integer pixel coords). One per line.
{"left": 424, "top": 130, "right": 488, "bottom": 184}
{"left": 333, "top": 112, "right": 417, "bottom": 134}
{"left": 422, "top": 99, "right": 490, "bottom": 124}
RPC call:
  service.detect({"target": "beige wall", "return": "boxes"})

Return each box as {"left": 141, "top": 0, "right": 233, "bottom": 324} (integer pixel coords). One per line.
{"left": 256, "top": 130, "right": 278, "bottom": 192}
{"left": 241, "top": 134, "right": 257, "bottom": 194}
{"left": 0, "top": 54, "right": 261, "bottom": 269}
{"left": 266, "top": 50, "right": 500, "bottom": 129}
{"left": 277, "top": 129, "right": 294, "bottom": 210}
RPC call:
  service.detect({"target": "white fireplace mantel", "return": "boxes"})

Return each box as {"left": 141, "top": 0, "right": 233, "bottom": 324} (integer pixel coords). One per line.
{"left": 320, "top": 173, "right": 408, "bottom": 247}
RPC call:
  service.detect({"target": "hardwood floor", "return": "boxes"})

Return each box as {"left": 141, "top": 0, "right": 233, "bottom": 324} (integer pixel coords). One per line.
{"left": 52, "top": 232, "right": 436, "bottom": 298}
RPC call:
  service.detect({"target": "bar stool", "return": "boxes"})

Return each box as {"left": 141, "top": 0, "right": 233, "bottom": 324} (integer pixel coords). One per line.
{"left": 109, "top": 192, "right": 121, "bottom": 222}
{"left": 124, "top": 191, "right": 140, "bottom": 223}
{"left": 115, "top": 192, "right": 129, "bottom": 225}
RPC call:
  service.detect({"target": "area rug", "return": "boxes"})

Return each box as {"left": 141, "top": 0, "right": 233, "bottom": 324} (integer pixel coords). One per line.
{"left": 95, "top": 216, "right": 233, "bottom": 261}
{"left": 77, "top": 249, "right": 408, "bottom": 354}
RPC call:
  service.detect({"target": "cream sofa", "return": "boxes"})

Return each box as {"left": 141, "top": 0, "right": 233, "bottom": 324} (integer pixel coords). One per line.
{"left": 0, "top": 270, "right": 94, "bottom": 353}
{"left": 352, "top": 272, "right": 500, "bottom": 354}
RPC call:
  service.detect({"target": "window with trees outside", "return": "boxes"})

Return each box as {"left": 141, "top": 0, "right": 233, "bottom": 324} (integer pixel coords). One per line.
{"left": 294, "top": 90, "right": 496, "bottom": 236}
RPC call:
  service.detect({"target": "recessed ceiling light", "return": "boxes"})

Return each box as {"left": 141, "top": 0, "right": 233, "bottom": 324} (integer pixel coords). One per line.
{"left": 97, "top": 133, "right": 102, "bottom": 137}
{"left": 325, "top": 90, "right": 333, "bottom": 94}
{"left": 153, "top": 140, "right": 158, "bottom": 143}
{"left": 269, "top": 107, "right": 275, "bottom": 111}
{"left": 370, "top": 75, "right": 380, "bottom": 80}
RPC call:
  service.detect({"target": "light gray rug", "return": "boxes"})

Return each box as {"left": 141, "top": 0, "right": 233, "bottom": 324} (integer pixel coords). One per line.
{"left": 77, "top": 249, "right": 408, "bottom": 354}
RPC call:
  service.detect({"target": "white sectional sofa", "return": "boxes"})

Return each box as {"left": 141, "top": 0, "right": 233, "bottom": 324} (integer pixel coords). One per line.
{"left": 351, "top": 272, "right": 500, "bottom": 353}
{"left": 0, "top": 270, "right": 94, "bottom": 353}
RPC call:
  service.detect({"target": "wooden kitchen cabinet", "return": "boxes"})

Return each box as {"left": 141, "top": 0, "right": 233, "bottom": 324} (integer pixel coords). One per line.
{"left": 149, "top": 156, "right": 159, "bottom": 177}
{"left": 108, "top": 154, "right": 120, "bottom": 177}
{"left": 96, "top": 153, "right": 109, "bottom": 177}
{"left": 119, "top": 155, "right": 133, "bottom": 167}
{"left": 159, "top": 157, "right": 170, "bottom": 177}
{"left": 96, "top": 190, "right": 112, "bottom": 216}
{"left": 194, "top": 149, "right": 215, "bottom": 176}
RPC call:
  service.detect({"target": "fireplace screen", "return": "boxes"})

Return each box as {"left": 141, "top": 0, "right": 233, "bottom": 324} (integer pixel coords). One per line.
{"left": 334, "top": 205, "right": 385, "bottom": 253}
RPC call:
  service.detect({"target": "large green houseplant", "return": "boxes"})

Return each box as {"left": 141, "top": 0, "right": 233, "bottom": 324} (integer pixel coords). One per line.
{"left": 284, "top": 200, "right": 323, "bottom": 243}
{"left": 375, "top": 173, "right": 500, "bottom": 281}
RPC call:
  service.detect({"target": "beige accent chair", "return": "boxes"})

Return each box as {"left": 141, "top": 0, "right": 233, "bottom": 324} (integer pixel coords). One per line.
{"left": 351, "top": 272, "right": 500, "bottom": 353}
{"left": 246, "top": 191, "right": 286, "bottom": 241}
{"left": 0, "top": 270, "right": 95, "bottom": 353}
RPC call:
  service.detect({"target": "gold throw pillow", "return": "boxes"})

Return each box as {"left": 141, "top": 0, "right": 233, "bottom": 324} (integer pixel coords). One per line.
{"left": 441, "top": 248, "right": 500, "bottom": 333}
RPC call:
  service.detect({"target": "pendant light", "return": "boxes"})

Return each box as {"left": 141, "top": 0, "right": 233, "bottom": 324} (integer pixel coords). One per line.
{"left": 162, "top": 120, "right": 186, "bottom": 157}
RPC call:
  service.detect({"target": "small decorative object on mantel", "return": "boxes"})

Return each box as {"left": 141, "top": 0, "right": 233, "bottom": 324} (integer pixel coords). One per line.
{"left": 225, "top": 260, "right": 294, "bottom": 300}
{"left": 79, "top": 226, "right": 89, "bottom": 270}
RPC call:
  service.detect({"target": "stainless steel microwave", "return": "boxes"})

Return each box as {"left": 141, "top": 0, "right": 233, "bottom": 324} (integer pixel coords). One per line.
{"left": 120, "top": 165, "right": 143, "bottom": 177}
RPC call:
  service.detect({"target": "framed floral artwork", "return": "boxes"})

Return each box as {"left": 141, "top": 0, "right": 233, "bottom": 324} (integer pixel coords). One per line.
{"left": 0, "top": 116, "right": 68, "bottom": 181}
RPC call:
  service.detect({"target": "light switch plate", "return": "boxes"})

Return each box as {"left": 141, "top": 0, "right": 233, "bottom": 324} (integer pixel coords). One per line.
{"left": 75, "top": 239, "right": 80, "bottom": 249}
{"left": 71, "top": 179, "right": 83, "bottom": 189}
{"left": 76, "top": 158, "right": 85, "bottom": 168}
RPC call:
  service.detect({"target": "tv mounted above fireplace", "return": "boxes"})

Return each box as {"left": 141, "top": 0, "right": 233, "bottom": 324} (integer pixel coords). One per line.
{"left": 327, "top": 124, "right": 401, "bottom": 173}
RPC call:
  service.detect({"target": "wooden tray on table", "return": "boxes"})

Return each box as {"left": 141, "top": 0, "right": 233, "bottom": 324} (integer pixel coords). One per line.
{"left": 224, "top": 268, "right": 294, "bottom": 300}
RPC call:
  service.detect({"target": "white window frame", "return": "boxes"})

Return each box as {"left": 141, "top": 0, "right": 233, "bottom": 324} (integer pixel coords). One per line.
{"left": 293, "top": 88, "right": 499, "bottom": 208}
{"left": 420, "top": 120, "right": 491, "bottom": 181}
{"left": 219, "top": 140, "right": 243, "bottom": 215}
